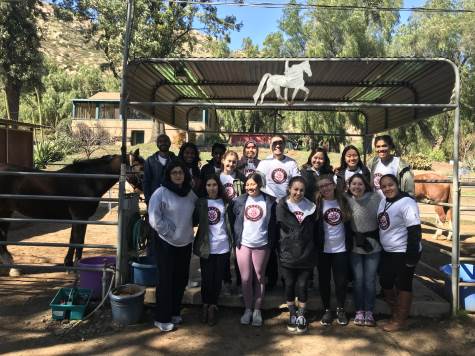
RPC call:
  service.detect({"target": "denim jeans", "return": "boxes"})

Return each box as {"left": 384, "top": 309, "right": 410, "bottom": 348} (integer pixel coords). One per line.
{"left": 350, "top": 251, "right": 381, "bottom": 311}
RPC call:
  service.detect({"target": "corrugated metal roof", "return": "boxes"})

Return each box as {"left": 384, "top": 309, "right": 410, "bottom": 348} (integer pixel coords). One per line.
{"left": 88, "top": 92, "right": 120, "bottom": 100}
{"left": 124, "top": 58, "right": 457, "bottom": 134}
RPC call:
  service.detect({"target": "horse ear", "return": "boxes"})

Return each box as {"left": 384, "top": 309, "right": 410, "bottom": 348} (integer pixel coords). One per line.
{"left": 133, "top": 148, "right": 140, "bottom": 156}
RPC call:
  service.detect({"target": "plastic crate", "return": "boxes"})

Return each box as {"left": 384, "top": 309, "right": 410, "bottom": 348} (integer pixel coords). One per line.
{"left": 49, "top": 287, "right": 92, "bottom": 320}
{"left": 440, "top": 264, "right": 475, "bottom": 311}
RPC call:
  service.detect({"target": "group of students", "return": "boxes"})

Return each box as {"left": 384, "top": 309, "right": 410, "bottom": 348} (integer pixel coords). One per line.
{"left": 144, "top": 133, "right": 421, "bottom": 335}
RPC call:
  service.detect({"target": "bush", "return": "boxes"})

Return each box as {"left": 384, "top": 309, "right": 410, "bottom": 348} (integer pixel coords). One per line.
{"left": 34, "top": 140, "right": 65, "bottom": 169}
{"left": 403, "top": 153, "right": 432, "bottom": 170}
{"left": 427, "top": 148, "right": 447, "bottom": 162}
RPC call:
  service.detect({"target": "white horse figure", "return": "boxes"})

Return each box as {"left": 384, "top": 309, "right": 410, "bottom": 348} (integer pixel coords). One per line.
{"left": 253, "top": 60, "right": 312, "bottom": 105}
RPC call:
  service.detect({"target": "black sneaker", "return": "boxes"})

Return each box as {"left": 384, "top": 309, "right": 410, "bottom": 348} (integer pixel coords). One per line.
{"left": 287, "top": 314, "right": 297, "bottom": 332}
{"left": 296, "top": 314, "right": 308, "bottom": 333}
{"left": 336, "top": 307, "right": 348, "bottom": 325}
{"left": 320, "top": 309, "right": 333, "bottom": 326}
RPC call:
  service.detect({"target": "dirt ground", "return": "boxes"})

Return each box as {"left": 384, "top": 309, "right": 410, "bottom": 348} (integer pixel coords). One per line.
{"left": 1, "top": 198, "right": 475, "bottom": 355}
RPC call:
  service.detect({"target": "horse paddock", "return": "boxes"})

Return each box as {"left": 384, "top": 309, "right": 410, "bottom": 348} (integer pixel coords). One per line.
{"left": 1, "top": 192, "right": 475, "bottom": 355}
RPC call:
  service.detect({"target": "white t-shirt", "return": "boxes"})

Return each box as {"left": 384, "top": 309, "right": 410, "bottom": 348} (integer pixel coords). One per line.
{"left": 157, "top": 155, "right": 168, "bottom": 166}
{"left": 207, "top": 199, "right": 230, "bottom": 254}
{"left": 286, "top": 198, "right": 316, "bottom": 224}
{"left": 220, "top": 173, "right": 238, "bottom": 200}
{"left": 257, "top": 155, "right": 300, "bottom": 200}
{"left": 241, "top": 194, "right": 268, "bottom": 248}
{"left": 373, "top": 157, "right": 400, "bottom": 197}
{"left": 377, "top": 196, "right": 421, "bottom": 253}
{"left": 322, "top": 199, "right": 346, "bottom": 253}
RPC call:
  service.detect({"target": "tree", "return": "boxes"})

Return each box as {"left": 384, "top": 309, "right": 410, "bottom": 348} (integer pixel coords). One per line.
{"left": 279, "top": 0, "right": 307, "bottom": 57}
{"left": 53, "top": 0, "right": 242, "bottom": 78}
{"left": 73, "top": 122, "right": 114, "bottom": 158}
{"left": 262, "top": 32, "right": 285, "bottom": 57}
{"left": 0, "top": 0, "right": 44, "bottom": 121}
{"left": 240, "top": 37, "right": 259, "bottom": 57}
{"left": 389, "top": 0, "right": 475, "bottom": 159}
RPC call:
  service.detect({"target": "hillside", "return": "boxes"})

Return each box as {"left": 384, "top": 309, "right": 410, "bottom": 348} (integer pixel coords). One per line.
{"left": 37, "top": 2, "right": 109, "bottom": 72}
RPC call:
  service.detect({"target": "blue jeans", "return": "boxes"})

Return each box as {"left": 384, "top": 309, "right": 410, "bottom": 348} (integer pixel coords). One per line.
{"left": 350, "top": 252, "right": 381, "bottom": 311}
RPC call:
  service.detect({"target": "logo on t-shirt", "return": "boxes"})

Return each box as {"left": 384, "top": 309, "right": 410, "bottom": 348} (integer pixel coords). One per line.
{"left": 324, "top": 208, "right": 343, "bottom": 226}
{"left": 294, "top": 211, "right": 304, "bottom": 223}
{"left": 244, "top": 168, "right": 256, "bottom": 177}
{"left": 208, "top": 207, "right": 221, "bottom": 225}
{"left": 223, "top": 182, "right": 236, "bottom": 200}
{"left": 245, "top": 204, "right": 264, "bottom": 222}
{"left": 271, "top": 168, "right": 288, "bottom": 184}
{"left": 378, "top": 212, "right": 390, "bottom": 230}
{"left": 373, "top": 173, "right": 383, "bottom": 189}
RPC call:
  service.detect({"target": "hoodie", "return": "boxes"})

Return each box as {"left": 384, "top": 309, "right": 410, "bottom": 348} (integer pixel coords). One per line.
{"left": 237, "top": 140, "right": 261, "bottom": 177}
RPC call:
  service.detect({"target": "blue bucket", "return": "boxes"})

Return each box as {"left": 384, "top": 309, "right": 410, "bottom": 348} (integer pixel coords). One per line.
{"left": 130, "top": 256, "right": 157, "bottom": 287}
{"left": 440, "top": 264, "right": 475, "bottom": 311}
{"left": 109, "top": 284, "right": 145, "bottom": 325}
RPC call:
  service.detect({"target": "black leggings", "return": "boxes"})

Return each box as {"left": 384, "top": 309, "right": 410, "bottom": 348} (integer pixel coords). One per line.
{"left": 318, "top": 252, "right": 348, "bottom": 309}
{"left": 379, "top": 251, "right": 419, "bottom": 292}
{"left": 200, "top": 252, "right": 230, "bottom": 305}
{"left": 281, "top": 267, "right": 312, "bottom": 303}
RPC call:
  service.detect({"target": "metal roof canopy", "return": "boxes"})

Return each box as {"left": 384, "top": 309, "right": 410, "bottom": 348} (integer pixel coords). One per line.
{"left": 125, "top": 57, "right": 457, "bottom": 135}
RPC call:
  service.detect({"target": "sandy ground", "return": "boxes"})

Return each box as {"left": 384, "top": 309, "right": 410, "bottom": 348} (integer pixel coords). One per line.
{"left": 1, "top": 193, "right": 475, "bottom": 355}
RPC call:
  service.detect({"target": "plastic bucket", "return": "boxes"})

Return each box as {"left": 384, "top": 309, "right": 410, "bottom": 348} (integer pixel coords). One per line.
{"left": 130, "top": 256, "right": 157, "bottom": 287}
{"left": 440, "top": 263, "right": 475, "bottom": 311}
{"left": 78, "top": 256, "right": 116, "bottom": 300}
{"left": 109, "top": 284, "right": 145, "bottom": 325}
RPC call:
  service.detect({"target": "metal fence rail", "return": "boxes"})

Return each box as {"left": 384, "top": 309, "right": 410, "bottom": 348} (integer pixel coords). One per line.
{"left": 0, "top": 194, "right": 119, "bottom": 202}
{"left": 0, "top": 217, "right": 118, "bottom": 225}
{"left": 0, "top": 241, "right": 116, "bottom": 249}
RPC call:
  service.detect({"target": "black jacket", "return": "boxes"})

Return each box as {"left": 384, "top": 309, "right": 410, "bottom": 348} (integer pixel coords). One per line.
{"left": 335, "top": 165, "right": 371, "bottom": 192}
{"left": 276, "top": 199, "right": 319, "bottom": 269}
{"left": 232, "top": 192, "right": 277, "bottom": 249}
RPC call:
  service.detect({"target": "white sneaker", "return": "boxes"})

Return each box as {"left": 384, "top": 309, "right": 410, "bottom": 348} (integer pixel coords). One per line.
{"left": 251, "top": 309, "right": 263, "bottom": 327}
{"left": 240, "top": 308, "right": 253, "bottom": 325}
{"left": 154, "top": 321, "right": 174, "bottom": 332}
{"left": 171, "top": 315, "right": 183, "bottom": 325}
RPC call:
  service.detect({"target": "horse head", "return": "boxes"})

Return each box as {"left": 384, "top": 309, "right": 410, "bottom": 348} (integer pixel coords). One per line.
{"left": 302, "top": 60, "right": 312, "bottom": 78}
{"left": 126, "top": 148, "right": 145, "bottom": 193}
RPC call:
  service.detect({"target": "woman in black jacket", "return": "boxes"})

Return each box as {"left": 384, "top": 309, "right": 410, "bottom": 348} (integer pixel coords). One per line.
{"left": 276, "top": 176, "right": 318, "bottom": 333}
{"left": 334, "top": 145, "right": 371, "bottom": 192}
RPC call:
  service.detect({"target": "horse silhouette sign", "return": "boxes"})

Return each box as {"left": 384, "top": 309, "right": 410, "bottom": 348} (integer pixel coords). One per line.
{"left": 253, "top": 60, "right": 313, "bottom": 105}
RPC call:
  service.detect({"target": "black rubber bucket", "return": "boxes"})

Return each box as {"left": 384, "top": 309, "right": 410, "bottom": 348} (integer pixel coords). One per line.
{"left": 109, "top": 284, "right": 145, "bottom": 325}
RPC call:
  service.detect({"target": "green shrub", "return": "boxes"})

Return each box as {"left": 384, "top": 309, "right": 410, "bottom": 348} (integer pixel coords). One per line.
{"left": 33, "top": 140, "right": 65, "bottom": 169}
{"left": 427, "top": 148, "right": 447, "bottom": 162}
{"left": 403, "top": 153, "right": 432, "bottom": 170}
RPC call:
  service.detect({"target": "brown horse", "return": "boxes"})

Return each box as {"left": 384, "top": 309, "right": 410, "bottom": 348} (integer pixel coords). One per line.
{"left": 0, "top": 150, "right": 144, "bottom": 275}
{"left": 414, "top": 172, "right": 452, "bottom": 240}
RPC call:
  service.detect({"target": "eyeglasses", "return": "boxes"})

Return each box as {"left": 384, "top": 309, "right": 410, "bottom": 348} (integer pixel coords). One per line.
{"left": 272, "top": 141, "right": 284, "bottom": 147}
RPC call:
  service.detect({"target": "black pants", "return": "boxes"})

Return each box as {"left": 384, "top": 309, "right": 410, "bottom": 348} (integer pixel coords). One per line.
{"left": 318, "top": 252, "right": 349, "bottom": 309}
{"left": 223, "top": 248, "right": 241, "bottom": 286}
{"left": 266, "top": 248, "right": 278, "bottom": 287}
{"left": 379, "top": 251, "right": 419, "bottom": 292}
{"left": 200, "top": 252, "right": 230, "bottom": 305}
{"left": 281, "top": 266, "right": 312, "bottom": 303}
{"left": 155, "top": 237, "right": 192, "bottom": 323}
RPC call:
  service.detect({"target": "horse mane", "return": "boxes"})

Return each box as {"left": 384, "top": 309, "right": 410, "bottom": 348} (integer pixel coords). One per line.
{"left": 60, "top": 155, "right": 118, "bottom": 173}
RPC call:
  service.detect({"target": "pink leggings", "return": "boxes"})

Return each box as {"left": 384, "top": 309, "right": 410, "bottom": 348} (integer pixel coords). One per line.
{"left": 236, "top": 245, "right": 270, "bottom": 309}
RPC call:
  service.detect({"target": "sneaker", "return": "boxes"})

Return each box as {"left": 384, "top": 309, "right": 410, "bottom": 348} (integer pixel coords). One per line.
{"left": 296, "top": 314, "right": 308, "bottom": 333}
{"left": 364, "top": 311, "right": 376, "bottom": 327}
{"left": 336, "top": 308, "right": 348, "bottom": 326}
{"left": 187, "top": 280, "right": 200, "bottom": 288}
{"left": 354, "top": 310, "right": 365, "bottom": 326}
{"left": 240, "top": 308, "right": 253, "bottom": 325}
{"left": 251, "top": 309, "right": 263, "bottom": 327}
{"left": 171, "top": 315, "right": 183, "bottom": 325}
{"left": 287, "top": 314, "right": 297, "bottom": 332}
{"left": 154, "top": 321, "right": 174, "bottom": 332}
{"left": 320, "top": 309, "right": 333, "bottom": 326}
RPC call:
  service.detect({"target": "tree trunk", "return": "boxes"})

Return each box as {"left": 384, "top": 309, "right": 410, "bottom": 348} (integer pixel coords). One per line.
{"left": 5, "top": 77, "right": 21, "bottom": 122}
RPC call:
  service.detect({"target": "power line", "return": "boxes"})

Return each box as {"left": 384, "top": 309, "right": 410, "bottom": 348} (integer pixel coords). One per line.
{"left": 167, "top": 0, "right": 475, "bottom": 13}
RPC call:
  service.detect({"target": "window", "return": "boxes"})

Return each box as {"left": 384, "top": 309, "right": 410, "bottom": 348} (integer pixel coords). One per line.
{"left": 131, "top": 130, "right": 145, "bottom": 145}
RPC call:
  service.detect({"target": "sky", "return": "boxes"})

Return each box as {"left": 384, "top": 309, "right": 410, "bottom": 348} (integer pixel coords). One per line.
{"left": 216, "top": 0, "right": 427, "bottom": 50}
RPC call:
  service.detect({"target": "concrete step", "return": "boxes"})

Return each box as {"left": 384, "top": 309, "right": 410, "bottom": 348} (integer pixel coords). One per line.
{"left": 144, "top": 277, "right": 450, "bottom": 318}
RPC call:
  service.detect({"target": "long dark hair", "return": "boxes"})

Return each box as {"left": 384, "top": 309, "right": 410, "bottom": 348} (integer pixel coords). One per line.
{"left": 374, "top": 134, "right": 397, "bottom": 153}
{"left": 347, "top": 173, "right": 372, "bottom": 196}
{"left": 164, "top": 160, "right": 191, "bottom": 187}
{"left": 338, "top": 145, "right": 365, "bottom": 171}
{"left": 245, "top": 172, "right": 264, "bottom": 189}
{"left": 315, "top": 174, "right": 351, "bottom": 222}
{"left": 286, "top": 176, "right": 307, "bottom": 198}
{"left": 202, "top": 173, "right": 230, "bottom": 203}
{"left": 178, "top": 142, "right": 200, "bottom": 167}
{"left": 304, "top": 147, "right": 333, "bottom": 173}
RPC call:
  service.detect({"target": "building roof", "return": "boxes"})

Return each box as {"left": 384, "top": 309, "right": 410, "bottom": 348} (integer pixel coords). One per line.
{"left": 72, "top": 92, "right": 120, "bottom": 103}
{"left": 124, "top": 58, "right": 458, "bottom": 134}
